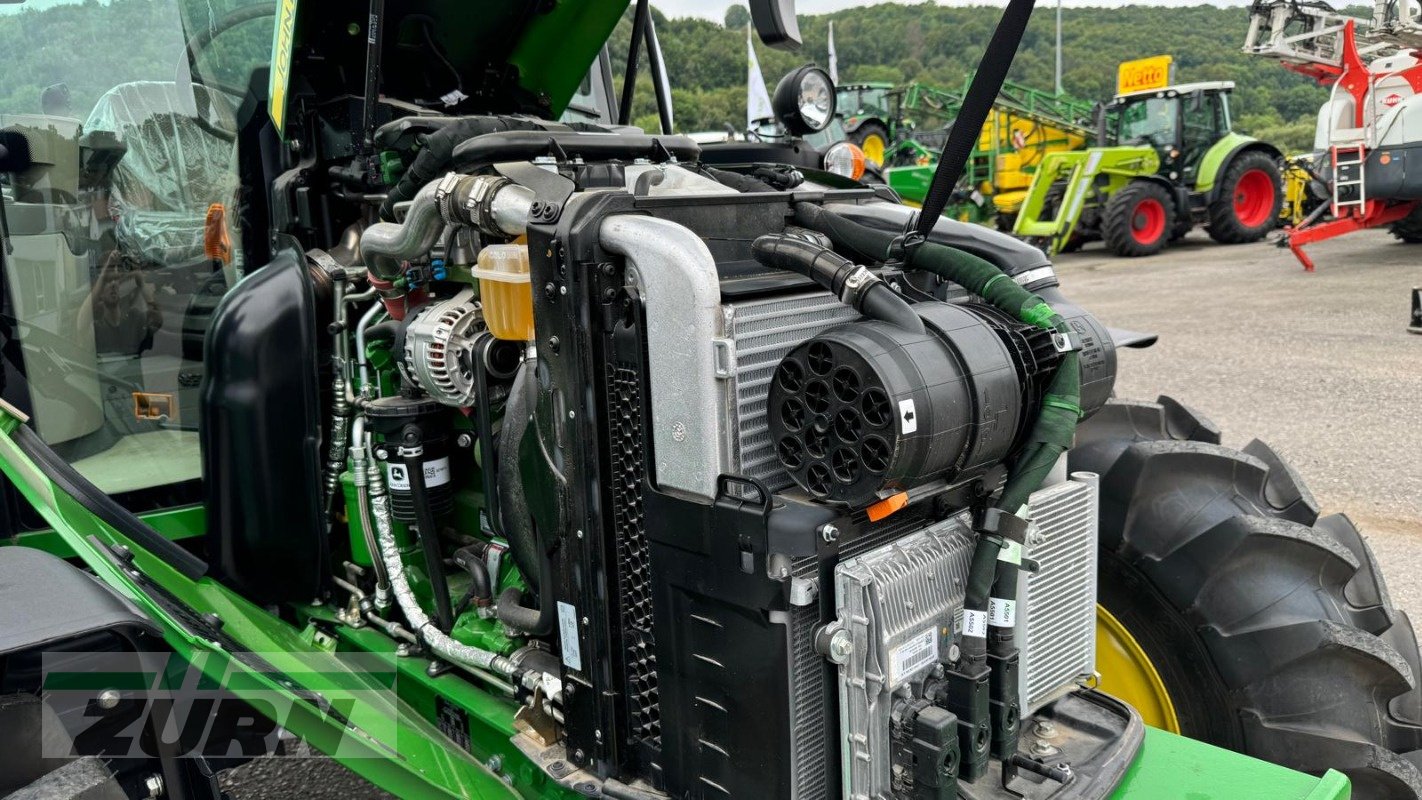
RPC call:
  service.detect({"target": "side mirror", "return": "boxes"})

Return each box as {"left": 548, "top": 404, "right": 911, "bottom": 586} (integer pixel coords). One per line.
{"left": 749, "top": 0, "right": 801, "bottom": 51}
{"left": 0, "top": 131, "right": 32, "bottom": 173}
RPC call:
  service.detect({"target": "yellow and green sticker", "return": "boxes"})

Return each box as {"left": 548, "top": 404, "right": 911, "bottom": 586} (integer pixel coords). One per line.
{"left": 268, "top": 0, "right": 298, "bottom": 135}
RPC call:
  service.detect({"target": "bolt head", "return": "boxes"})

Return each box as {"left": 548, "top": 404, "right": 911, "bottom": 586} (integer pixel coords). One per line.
{"left": 456, "top": 433, "right": 474, "bottom": 448}
{"left": 819, "top": 523, "right": 840, "bottom": 543}
{"left": 97, "top": 689, "right": 121, "bottom": 711}
{"left": 828, "top": 629, "right": 854, "bottom": 663}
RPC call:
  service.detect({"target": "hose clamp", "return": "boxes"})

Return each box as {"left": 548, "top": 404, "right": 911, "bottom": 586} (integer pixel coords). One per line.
{"left": 464, "top": 175, "right": 514, "bottom": 233}
{"left": 978, "top": 507, "right": 1029, "bottom": 545}
{"left": 839, "top": 265, "right": 880, "bottom": 307}
{"left": 433, "top": 172, "right": 465, "bottom": 226}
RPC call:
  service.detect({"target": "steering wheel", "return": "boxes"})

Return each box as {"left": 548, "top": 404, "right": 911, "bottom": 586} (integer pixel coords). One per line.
{"left": 175, "top": 5, "right": 277, "bottom": 140}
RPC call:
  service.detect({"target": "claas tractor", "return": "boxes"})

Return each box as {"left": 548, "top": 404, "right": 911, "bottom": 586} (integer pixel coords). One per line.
{"left": 0, "top": 1, "right": 1417, "bottom": 799}
{"left": 1015, "top": 76, "right": 1285, "bottom": 257}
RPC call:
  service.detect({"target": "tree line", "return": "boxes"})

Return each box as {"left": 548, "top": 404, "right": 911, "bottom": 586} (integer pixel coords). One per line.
{"left": 615, "top": 2, "right": 1336, "bottom": 152}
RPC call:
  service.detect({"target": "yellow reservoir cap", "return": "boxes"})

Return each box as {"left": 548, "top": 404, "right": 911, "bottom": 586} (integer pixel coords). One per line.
{"left": 474, "top": 244, "right": 534, "bottom": 341}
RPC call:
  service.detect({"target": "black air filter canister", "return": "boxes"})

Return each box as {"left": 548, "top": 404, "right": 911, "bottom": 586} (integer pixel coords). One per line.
{"left": 768, "top": 302, "right": 1053, "bottom": 506}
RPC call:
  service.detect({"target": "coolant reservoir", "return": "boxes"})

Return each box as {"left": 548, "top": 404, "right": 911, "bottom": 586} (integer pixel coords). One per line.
{"left": 474, "top": 243, "right": 534, "bottom": 341}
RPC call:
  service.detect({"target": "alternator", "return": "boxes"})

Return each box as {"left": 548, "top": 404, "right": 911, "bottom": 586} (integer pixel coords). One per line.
{"left": 401, "top": 287, "right": 484, "bottom": 406}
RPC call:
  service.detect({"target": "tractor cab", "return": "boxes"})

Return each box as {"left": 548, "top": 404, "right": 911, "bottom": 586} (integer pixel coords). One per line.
{"left": 1108, "top": 81, "right": 1235, "bottom": 187}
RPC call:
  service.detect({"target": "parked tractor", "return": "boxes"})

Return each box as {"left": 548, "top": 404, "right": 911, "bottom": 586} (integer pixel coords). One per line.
{"left": 1245, "top": 0, "right": 1422, "bottom": 270}
{"left": 0, "top": 1, "right": 1417, "bottom": 799}
{"left": 1015, "top": 71, "right": 1285, "bottom": 257}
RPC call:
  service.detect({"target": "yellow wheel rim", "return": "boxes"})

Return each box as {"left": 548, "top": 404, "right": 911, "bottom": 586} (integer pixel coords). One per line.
{"left": 1095, "top": 605, "right": 1181, "bottom": 733}
{"left": 861, "top": 133, "right": 886, "bottom": 167}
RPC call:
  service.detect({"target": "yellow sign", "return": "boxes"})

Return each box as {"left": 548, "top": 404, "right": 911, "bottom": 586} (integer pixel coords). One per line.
{"left": 267, "top": 0, "right": 298, "bottom": 135}
{"left": 1117, "top": 55, "right": 1175, "bottom": 95}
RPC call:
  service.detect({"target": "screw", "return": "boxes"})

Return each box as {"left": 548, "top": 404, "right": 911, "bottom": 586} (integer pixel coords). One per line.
{"left": 572, "top": 749, "right": 585, "bottom": 764}
{"left": 1034, "top": 720, "right": 1058, "bottom": 739}
{"left": 97, "top": 689, "right": 121, "bottom": 711}
{"left": 828, "top": 629, "right": 854, "bottom": 663}
{"left": 559, "top": 285, "right": 568, "bottom": 296}
{"left": 569, "top": 410, "right": 576, "bottom": 419}
{"left": 545, "top": 282, "right": 557, "bottom": 298}
{"left": 144, "top": 774, "right": 165, "bottom": 799}
{"left": 819, "top": 523, "right": 840, "bottom": 543}
{"left": 947, "top": 643, "right": 962, "bottom": 663}
{"left": 1030, "top": 740, "right": 1058, "bottom": 757}
{"left": 576, "top": 529, "right": 584, "bottom": 539}
{"left": 595, "top": 729, "right": 603, "bottom": 742}
{"left": 548, "top": 335, "right": 561, "bottom": 353}
{"left": 487, "top": 755, "right": 503, "bottom": 773}
{"left": 396, "top": 643, "right": 413, "bottom": 657}
{"left": 456, "top": 433, "right": 473, "bottom": 448}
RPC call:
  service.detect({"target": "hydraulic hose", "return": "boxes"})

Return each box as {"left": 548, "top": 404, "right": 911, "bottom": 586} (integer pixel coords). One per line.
{"left": 404, "top": 442, "right": 455, "bottom": 633}
{"left": 360, "top": 426, "right": 516, "bottom": 677}
{"left": 751, "top": 233, "right": 925, "bottom": 334}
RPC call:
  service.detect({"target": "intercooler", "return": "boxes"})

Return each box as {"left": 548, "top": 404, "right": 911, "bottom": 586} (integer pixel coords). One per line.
{"left": 723, "top": 290, "right": 860, "bottom": 491}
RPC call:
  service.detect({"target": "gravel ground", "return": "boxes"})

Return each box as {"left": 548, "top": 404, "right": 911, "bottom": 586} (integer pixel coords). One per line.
{"left": 1056, "top": 227, "right": 1422, "bottom": 611}
{"left": 224, "top": 226, "right": 1422, "bottom": 797}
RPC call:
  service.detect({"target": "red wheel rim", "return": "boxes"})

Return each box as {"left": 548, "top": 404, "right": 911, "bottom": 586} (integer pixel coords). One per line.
{"left": 1233, "top": 169, "right": 1275, "bottom": 228}
{"left": 1130, "top": 198, "right": 1167, "bottom": 245}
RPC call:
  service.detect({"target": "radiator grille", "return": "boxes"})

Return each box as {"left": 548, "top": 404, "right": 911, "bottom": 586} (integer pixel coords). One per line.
{"left": 788, "top": 512, "right": 932, "bottom": 800}
{"left": 608, "top": 364, "right": 660, "bottom": 746}
{"left": 1020, "top": 474, "right": 1100, "bottom": 711}
{"left": 725, "top": 292, "right": 859, "bottom": 491}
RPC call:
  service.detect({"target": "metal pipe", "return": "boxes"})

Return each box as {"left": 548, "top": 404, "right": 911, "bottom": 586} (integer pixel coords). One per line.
{"left": 355, "top": 301, "right": 386, "bottom": 396}
{"left": 349, "top": 417, "right": 391, "bottom": 607}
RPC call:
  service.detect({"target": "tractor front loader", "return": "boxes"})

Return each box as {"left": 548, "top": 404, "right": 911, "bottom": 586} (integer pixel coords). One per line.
{"left": 1015, "top": 77, "right": 1284, "bottom": 258}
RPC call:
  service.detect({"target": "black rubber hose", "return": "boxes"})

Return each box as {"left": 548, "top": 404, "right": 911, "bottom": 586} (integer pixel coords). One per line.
{"left": 499, "top": 363, "right": 541, "bottom": 593}
{"left": 451, "top": 545, "right": 493, "bottom": 606}
{"left": 751, "top": 234, "right": 925, "bottom": 334}
{"left": 379, "top": 116, "right": 543, "bottom": 220}
{"left": 406, "top": 449, "right": 455, "bottom": 633}
{"left": 494, "top": 541, "right": 555, "bottom": 636}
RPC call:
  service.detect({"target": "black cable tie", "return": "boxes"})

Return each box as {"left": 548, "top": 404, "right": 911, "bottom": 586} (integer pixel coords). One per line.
{"left": 978, "top": 508, "right": 1029, "bottom": 545}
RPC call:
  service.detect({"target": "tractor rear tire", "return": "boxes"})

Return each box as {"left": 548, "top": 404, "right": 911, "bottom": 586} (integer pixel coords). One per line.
{"left": 1390, "top": 205, "right": 1422, "bottom": 243}
{"left": 1207, "top": 150, "right": 1283, "bottom": 244}
{"left": 1102, "top": 181, "right": 1174, "bottom": 257}
{"left": 851, "top": 121, "right": 891, "bottom": 168}
{"left": 1072, "top": 397, "right": 1422, "bottom": 798}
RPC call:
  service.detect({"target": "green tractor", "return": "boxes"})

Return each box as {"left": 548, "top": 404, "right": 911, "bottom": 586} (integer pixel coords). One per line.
{"left": 836, "top": 81, "right": 898, "bottom": 165}
{"left": 1015, "top": 81, "right": 1285, "bottom": 256}
{"left": 0, "top": 2, "right": 1417, "bottom": 799}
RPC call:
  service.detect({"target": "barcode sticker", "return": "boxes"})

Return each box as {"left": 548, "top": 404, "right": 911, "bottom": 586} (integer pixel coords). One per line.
{"left": 890, "top": 628, "right": 939, "bottom": 684}
{"left": 963, "top": 609, "right": 988, "bottom": 639}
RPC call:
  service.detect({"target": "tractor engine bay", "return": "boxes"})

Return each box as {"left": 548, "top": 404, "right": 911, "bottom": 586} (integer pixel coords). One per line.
{"left": 200, "top": 114, "right": 1130, "bottom": 799}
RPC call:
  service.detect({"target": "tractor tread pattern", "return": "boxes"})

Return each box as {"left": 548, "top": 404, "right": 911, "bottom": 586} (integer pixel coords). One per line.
{"left": 1102, "top": 180, "right": 1174, "bottom": 257}
{"left": 1206, "top": 150, "right": 1284, "bottom": 244}
{"left": 1074, "top": 397, "right": 1422, "bottom": 798}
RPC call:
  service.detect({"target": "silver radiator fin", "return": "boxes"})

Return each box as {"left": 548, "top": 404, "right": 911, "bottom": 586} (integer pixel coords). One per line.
{"left": 724, "top": 291, "right": 859, "bottom": 491}
{"left": 1019, "top": 473, "right": 1100, "bottom": 711}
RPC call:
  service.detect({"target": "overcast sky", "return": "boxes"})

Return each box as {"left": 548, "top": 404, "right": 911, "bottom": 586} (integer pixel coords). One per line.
{"left": 655, "top": 0, "right": 1255, "bottom": 21}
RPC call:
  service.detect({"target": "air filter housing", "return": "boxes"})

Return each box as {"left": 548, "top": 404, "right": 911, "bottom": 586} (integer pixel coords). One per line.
{"left": 767, "top": 302, "right": 1058, "bottom": 506}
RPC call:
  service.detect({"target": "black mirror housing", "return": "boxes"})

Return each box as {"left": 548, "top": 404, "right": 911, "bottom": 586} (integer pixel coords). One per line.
{"left": 750, "top": 0, "right": 801, "bottom": 51}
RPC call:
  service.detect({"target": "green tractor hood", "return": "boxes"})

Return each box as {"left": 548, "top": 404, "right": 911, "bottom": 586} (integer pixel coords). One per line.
{"left": 270, "top": 0, "right": 628, "bottom": 129}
